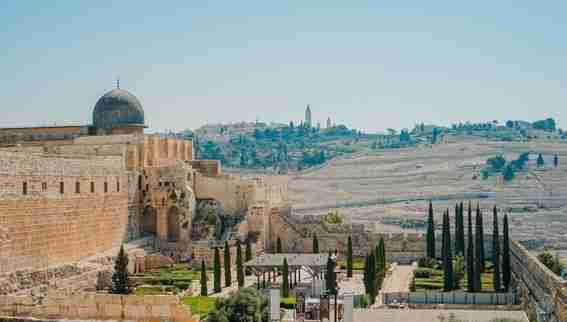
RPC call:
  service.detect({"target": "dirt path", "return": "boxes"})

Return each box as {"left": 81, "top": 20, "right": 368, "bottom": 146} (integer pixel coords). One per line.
{"left": 374, "top": 263, "right": 416, "bottom": 306}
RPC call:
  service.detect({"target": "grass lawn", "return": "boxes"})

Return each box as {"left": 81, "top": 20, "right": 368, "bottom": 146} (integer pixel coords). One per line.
{"left": 338, "top": 259, "right": 365, "bottom": 271}
{"left": 182, "top": 296, "right": 216, "bottom": 316}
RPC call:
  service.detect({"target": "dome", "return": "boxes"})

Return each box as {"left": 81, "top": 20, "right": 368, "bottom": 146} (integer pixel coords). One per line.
{"left": 92, "top": 88, "right": 145, "bottom": 130}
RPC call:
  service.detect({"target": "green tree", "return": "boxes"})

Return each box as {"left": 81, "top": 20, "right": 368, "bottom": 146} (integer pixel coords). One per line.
{"left": 537, "top": 153, "right": 545, "bottom": 167}
{"left": 474, "top": 205, "right": 483, "bottom": 291}
{"left": 312, "top": 233, "right": 319, "bottom": 253}
{"left": 477, "top": 205, "right": 486, "bottom": 273}
{"left": 502, "top": 164, "right": 515, "bottom": 182}
{"left": 378, "top": 237, "right": 386, "bottom": 273}
{"left": 552, "top": 253, "right": 565, "bottom": 276}
{"left": 554, "top": 154, "right": 559, "bottom": 167}
{"left": 362, "top": 254, "right": 369, "bottom": 293}
{"left": 466, "top": 203, "right": 475, "bottom": 292}
{"left": 455, "top": 203, "right": 465, "bottom": 256}
{"left": 224, "top": 241, "right": 232, "bottom": 287}
{"left": 245, "top": 239, "right": 252, "bottom": 276}
{"left": 426, "top": 201, "right": 436, "bottom": 259}
{"left": 453, "top": 255, "right": 465, "bottom": 289}
{"left": 111, "top": 245, "right": 130, "bottom": 295}
{"left": 200, "top": 260, "right": 208, "bottom": 296}
{"left": 276, "top": 237, "right": 283, "bottom": 254}
{"left": 281, "top": 258, "right": 289, "bottom": 298}
{"left": 236, "top": 240, "right": 244, "bottom": 288}
{"left": 347, "top": 236, "right": 353, "bottom": 278}
{"left": 366, "top": 252, "right": 377, "bottom": 303}
{"left": 206, "top": 288, "right": 268, "bottom": 322}
{"left": 492, "top": 206, "right": 502, "bottom": 292}
{"left": 214, "top": 247, "right": 222, "bottom": 293}
{"left": 442, "top": 211, "right": 454, "bottom": 291}
{"left": 325, "top": 252, "right": 337, "bottom": 295}
{"left": 502, "top": 214, "right": 511, "bottom": 291}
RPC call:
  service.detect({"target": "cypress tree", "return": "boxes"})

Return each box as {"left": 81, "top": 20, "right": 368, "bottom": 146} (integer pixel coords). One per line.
{"left": 456, "top": 203, "right": 465, "bottom": 256}
{"left": 245, "top": 239, "right": 252, "bottom": 276}
{"left": 375, "top": 244, "right": 380, "bottom": 273}
{"left": 313, "top": 233, "right": 319, "bottom": 253}
{"left": 477, "top": 204, "right": 486, "bottom": 273}
{"left": 325, "top": 252, "right": 337, "bottom": 295}
{"left": 367, "top": 252, "right": 377, "bottom": 303}
{"left": 111, "top": 245, "right": 130, "bottom": 295}
{"left": 276, "top": 237, "right": 283, "bottom": 254}
{"left": 554, "top": 154, "right": 559, "bottom": 167}
{"left": 537, "top": 153, "right": 545, "bottom": 167}
{"left": 213, "top": 247, "right": 221, "bottom": 293}
{"left": 474, "top": 205, "right": 483, "bottom": 291}
{"left": 426, "top": 201, "right": 436, "bottom": 259}
{"left": 442, "top": 211, "right": 454, "bottom": 291}
{"left": 282, "top": 258, "right": 289, "bottom": 297}
{"left": 362, "top": 254, "right": 369, "bottom": 293}
{"left": 200, "top": 260, "right": 208, "bottom": 296}
{"left": 502, "top": 214, "right": 511, "bottom": 291}
{"left": 466, "top": 202, "right": 475, "bottom": 292}
{"left": 379, "top": 237, "right": 386, "bottom": 272}
{"left": 236, "top": 240, "right": 244, "bottom": 288}
{"left": 492, "top": 206, "right": 502, "bottom": 292}
{"left": 224, "top": 241, "right": 232, "bottom": 287}
{"left": 347, "top": 236, "right": 353, "bottom": 278}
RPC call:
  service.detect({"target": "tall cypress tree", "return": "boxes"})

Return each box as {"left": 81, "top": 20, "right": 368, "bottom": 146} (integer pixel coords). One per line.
{"left": 224, "top": 241, "right": 232, "bottom": 287}
{"left": 325, "top": 252, "right": 337, "bottom": 295}
{"left": 554, "top": 154, "right": 559, "bottom": 168}
{"left": 213, "top": 247, "right": 221, "bottom": 293}
{"left": 282, "top": 258, "right": 290, "bottom": 298}
{"left": 492, "top": 206, "right": 501, "bottom": 292}
{"left": 456, "top": 203, "right": 465, "bottom": 256}
{"left": 347, "top": 236, "right": 353, "bottom": 278}
{"left": 502, "top": 214, "right": 511, "bottom": 291}
{"left": 276, "top": 237, "right": 283, "bottom": 254}
{"left": 477, "top": 204, "right": 486, "bottom": 273}
{"left": 379, "top": 237, "right": 386, "bottom": 272}
{"left": 111, "top": 245, "right": 130, "bottom": 295}
{"left": 426, "top": 201, "right": 436, "bottom": 259}
{"left": 442, "top": 211, "right": 454, "bottom": 291}
{"left": 245, "top": 239, "right": 252, "bottom": 276}
{"left": 466, "top": 202, "right": 475, "bottom": 292}
{"left": 367, "top": 252, "right": 377, "bottom": 303}
{"left": 474, "top": 205, "right": 483, "bottom": 291}
{"left": 236, "top": 240, "right": 244, "bottom": 288}
{"left": 312, "top": 233, "right": 319, "bottom": 253}
{"left": 362, "top": 254, "right": 369, "bottom": 293}
{"left": 375, "top": 244, "right": 381, "bottom": 273}
{"left": 200, "top": 260, "right": 208, "bottom": 296}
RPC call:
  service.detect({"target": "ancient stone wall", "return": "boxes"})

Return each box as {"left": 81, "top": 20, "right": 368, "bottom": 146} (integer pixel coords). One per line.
{"left": 0, "top": 293, "right": 198, "bottom": 322}
{"left": 188, "top": 160, "right": 221, "bottom": 177}
{"left": 0, "top": 151, "right": 129, "bottom": 273}
{"left": 511, "top": 241, "right": 567, "bottom": 322}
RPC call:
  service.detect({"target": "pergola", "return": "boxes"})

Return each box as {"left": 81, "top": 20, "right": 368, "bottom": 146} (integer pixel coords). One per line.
{"left": 244, "top": 253, "right": 329, "bottom": 289}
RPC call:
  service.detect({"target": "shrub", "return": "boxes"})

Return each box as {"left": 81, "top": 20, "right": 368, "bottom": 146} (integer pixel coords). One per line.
{"left": 418, "top": 257, "right": 437, "bottom": 268}
{"left": 414, "top": 268, "right": 432, "bottom": 278}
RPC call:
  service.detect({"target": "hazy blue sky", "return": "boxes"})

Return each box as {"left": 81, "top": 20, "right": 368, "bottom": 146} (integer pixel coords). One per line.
{"left": 2, "top": 1, "right": 567, "bottom": 132}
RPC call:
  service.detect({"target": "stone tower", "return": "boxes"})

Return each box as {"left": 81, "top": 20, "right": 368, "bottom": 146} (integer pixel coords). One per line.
{"left": 305, "top": 105, "right": 312, "bottom": 127}
{"left": 326, "top": 117, "right": 332, "bottom": 129}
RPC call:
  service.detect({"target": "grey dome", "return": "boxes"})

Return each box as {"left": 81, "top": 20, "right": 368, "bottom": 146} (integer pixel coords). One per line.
{"left": 92, "top": 88, "right": 145, "bottom": 130}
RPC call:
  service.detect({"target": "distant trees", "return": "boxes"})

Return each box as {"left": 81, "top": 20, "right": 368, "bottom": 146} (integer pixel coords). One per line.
{"left": 455, "top": 203, "right": 465, "bottom": 256}
{"left": 533, "top": 118, "right": 556, "bottom": 131}
{"left": 224, "top": 241, "right": 232, "bottom": 287}
{"left": 538, "top": 251, "right": 564, "bottom": 277}
{"left": 347, "top": 236, "right": 353, "bottom": 278}
{"left": 111, "top": 245, "right": 130, "bottom": 295}
{"left": 554, "top": 154, "right": 559, "bottom": 167}
{"left": 426, "top": 201, "right": 436, "bottom": 259}
{"left": 213, "top": 247, "right": 221, "bottom": 293}
{"left": 537, "top": 153, "right": 545, "bottom": 167}
{"left": 200, "top": 260, "right": 208, "bottom": 296}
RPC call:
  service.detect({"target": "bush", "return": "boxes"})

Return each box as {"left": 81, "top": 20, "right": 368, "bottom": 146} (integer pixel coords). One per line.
{"left": 280, "top": 297, "right": 296, "bottom": 309}
{"left": 357, "top": 295, "right": 369, "bottom": 308}
{"left": 418, "top": 257, "right": 437, "bottom": 268}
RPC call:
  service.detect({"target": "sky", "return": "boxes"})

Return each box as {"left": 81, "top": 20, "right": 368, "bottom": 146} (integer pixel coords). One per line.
{"left": 2, "top": 1, "right": 567, "bottom": 133}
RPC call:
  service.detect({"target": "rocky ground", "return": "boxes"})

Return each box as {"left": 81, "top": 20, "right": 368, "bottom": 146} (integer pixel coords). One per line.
{"left": 289, "top": 137, "right": 567, "bottom": 253}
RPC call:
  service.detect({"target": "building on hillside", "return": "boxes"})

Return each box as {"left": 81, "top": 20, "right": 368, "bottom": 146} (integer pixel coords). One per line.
{"left": 305, "top": 105, "right": 312, "bottom": 127}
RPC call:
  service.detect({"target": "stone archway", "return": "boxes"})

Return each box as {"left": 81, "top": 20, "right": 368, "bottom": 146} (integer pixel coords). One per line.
{"left": 141, "top": 206, "right": 157, "bottom": 236}
{"left": 167, "top": 206, "right": 180, "bottom": 242}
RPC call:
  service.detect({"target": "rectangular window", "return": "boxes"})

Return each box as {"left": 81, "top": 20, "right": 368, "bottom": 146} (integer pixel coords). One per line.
{"left": 22, "top": 182, "right": 27, "bottom": 195}
{"left": 116, "top": 181, "right": 120, "bottom": 192}
{"left": 41, "top": 182, "right": 47, "bottom": 192}
{"left": 75, "top": 182, "right": 80, "bottom": 194}
{"left": 104, "top": 182, "right": 108, "bottom": 193}
{"left": 60, "top": 182, "right": 64, "bottom": 194}
{"left": 90, "top": 182, "right": 95, "bottom": 193}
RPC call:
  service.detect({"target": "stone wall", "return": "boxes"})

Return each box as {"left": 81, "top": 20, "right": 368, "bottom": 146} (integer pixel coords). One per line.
{"left": 511, "top": 240, "right": 567, "bottom": 322}
{"left": 0, "top": 293, "right": 197, "bottom": 322}
{"left": 0, "top": 151, "right": 129, "bottom": 273}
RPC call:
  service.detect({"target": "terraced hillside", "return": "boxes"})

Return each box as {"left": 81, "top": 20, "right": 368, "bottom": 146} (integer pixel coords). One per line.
{"left": 289, "top": 137, "right": 567, "bottom": 248}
